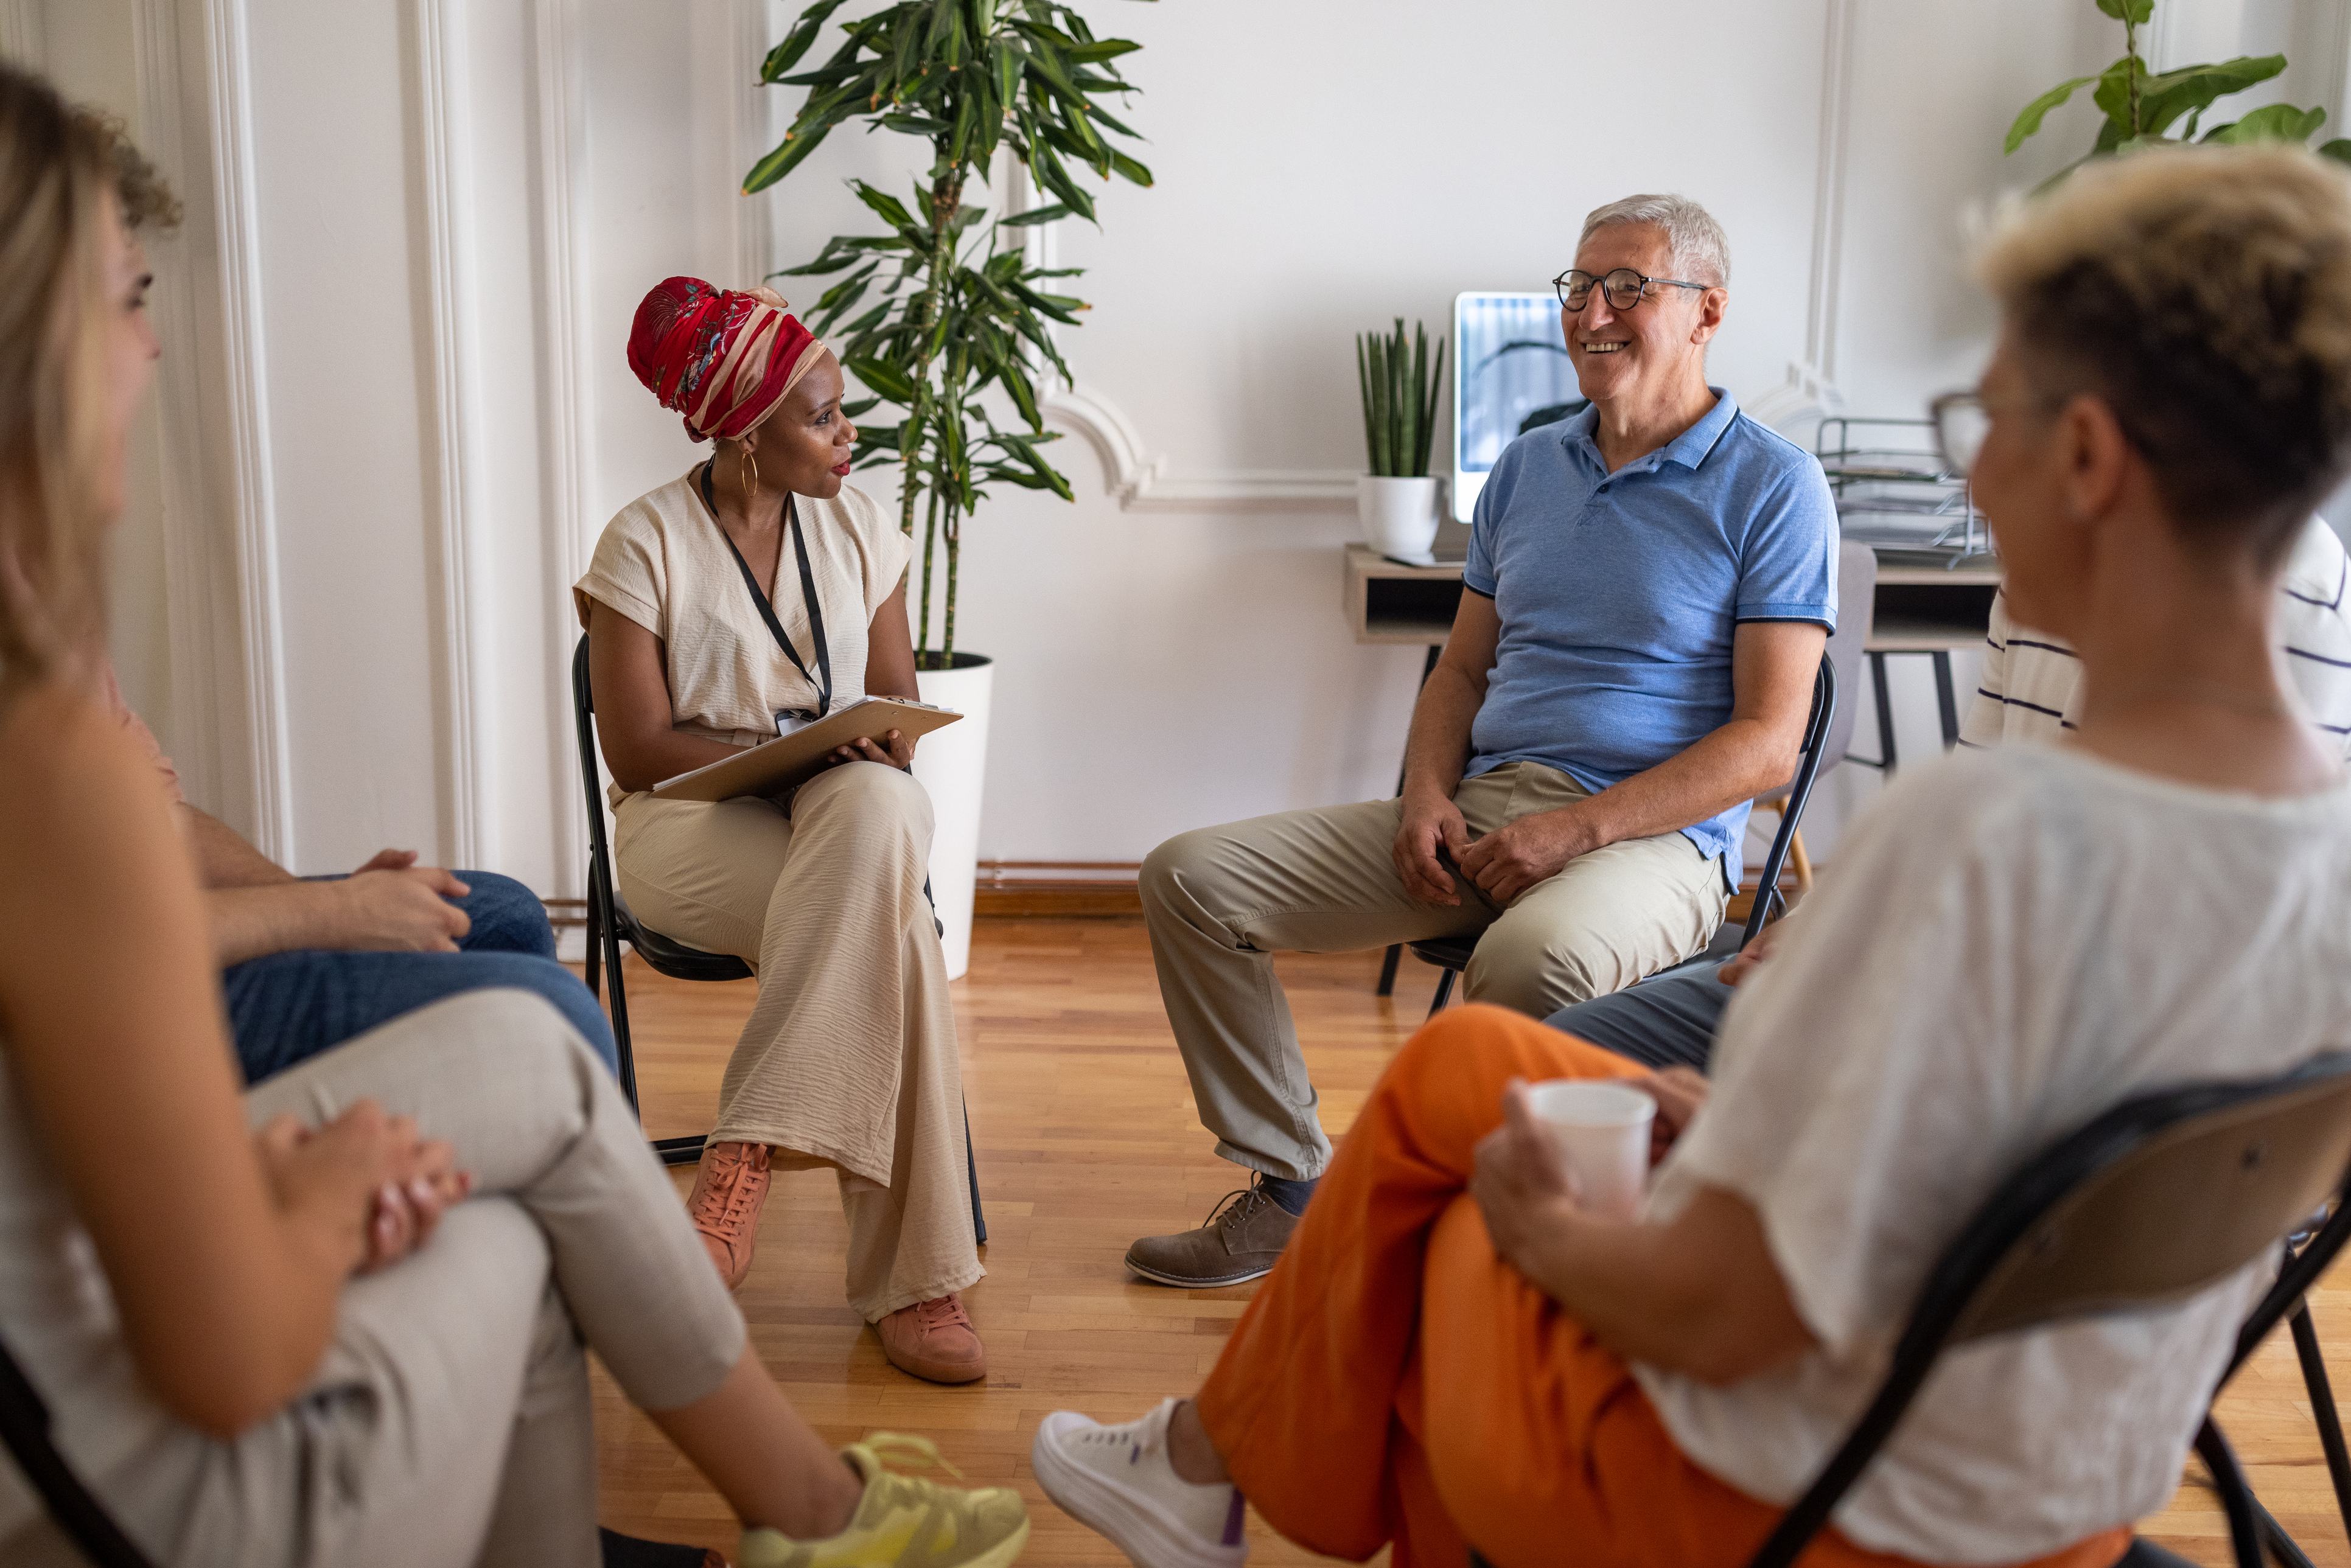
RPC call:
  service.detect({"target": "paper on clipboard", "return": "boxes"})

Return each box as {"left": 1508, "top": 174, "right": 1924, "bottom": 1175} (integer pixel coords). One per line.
{"left": 649, "top": 696, "right": 962, "bottom": 803}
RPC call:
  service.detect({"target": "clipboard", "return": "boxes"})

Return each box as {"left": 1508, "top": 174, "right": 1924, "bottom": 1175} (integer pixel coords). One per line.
{"left": 649, "top": 697, "right": 962, "bottom": 802}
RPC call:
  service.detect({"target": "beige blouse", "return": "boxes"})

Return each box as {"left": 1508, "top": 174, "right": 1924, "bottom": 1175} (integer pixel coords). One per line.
{"left": 575, "top": 469, "right": 910, "bottom": 756}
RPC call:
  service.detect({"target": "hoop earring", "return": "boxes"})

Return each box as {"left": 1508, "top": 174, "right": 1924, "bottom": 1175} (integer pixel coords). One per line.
{"left": 738, "top": 442, "right": 760, "bottom": 500}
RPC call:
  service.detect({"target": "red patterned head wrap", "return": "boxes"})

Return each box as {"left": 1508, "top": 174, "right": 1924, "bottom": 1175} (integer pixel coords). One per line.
{"left": 627, "top": 277, "right": 827, "bottom": 443}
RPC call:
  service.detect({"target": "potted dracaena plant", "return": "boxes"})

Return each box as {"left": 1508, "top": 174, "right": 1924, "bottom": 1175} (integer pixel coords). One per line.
{"left": 2005, "top": 0, "right": 2351, "bottom": 181}
{"left": 1355, "top": 318, "right": 1446, "bottom": 562}
{"left": 744, "top": 0, "right": 1150, "bottom": 977}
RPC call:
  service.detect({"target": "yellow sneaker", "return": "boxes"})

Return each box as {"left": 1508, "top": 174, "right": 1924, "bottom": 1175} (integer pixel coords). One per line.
{"left": 736, "top": 1434, "right": 1029, "bottom": 1568}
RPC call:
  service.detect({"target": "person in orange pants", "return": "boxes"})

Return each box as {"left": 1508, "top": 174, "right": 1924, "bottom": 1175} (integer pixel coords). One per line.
{"left": 1034, "top": 1006, "right": 2132, "bottom": 1568}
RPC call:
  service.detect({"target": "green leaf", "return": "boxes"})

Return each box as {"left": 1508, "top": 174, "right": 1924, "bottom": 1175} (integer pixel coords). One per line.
{"left": 2005, "top": 74, "right": 2098, "bottom": 155}
{"left": 997, "top": 202, "right": 1073, "bottom": 226}
{"left": 2321, "top": 139, "right": 2351, "bottom": 167}
{"left": 763, "top": 0, "right": 851, "bottom": 81}
{"left": 1109, "top": 150, "right": 1153, "bottom": 187}
{"left": 743, "top": 122, "right": 834, "bottom": 193}
{"left": 994, "top": 41, "right": 1023, "bottom": 107}
{"left": 1082, "top": 102, "right": 1141, "bottom": 139}
{"left": 2095, "top": 0, "right": 2153, "bottom": 22}
{"left": 845, "top": 354, "right": 920, "bottom": 403}
{"left": 2204, "top": 102, "right": 2328, "bottom": 145}
{"left": 852, "top": 181, "right": 920, "bottom": 232}
{"left": 1065, "top": 38, "right": 1141, "bottom": 63}
{"left": 2136, "top": 54, "right": 2288, "bottom": 139}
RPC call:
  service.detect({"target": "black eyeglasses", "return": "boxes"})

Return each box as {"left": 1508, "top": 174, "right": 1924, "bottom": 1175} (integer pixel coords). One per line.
{"left": 1929, "top": 391, "right": 1990, "bottom": 477}
{"left": 1554, "top": 268, "right": 1711, "bottom": 312}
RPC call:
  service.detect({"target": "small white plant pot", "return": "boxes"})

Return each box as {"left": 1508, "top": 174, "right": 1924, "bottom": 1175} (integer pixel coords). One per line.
{"left": 910, "top": 653, "right": 993, "bottom": 981}
{"left": 1357, "top": 475, "right": 1441, "bottom": 560}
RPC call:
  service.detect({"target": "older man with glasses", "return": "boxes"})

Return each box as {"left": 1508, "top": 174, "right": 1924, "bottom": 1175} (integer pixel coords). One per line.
{"left": 1123, "top": 193, "right": 1840, "bottom": 1289}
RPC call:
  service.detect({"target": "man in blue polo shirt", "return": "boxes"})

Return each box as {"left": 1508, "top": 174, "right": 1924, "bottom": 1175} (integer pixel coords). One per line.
{"left": 1125, "top": 193, "right": 1838, "bottom": 1288}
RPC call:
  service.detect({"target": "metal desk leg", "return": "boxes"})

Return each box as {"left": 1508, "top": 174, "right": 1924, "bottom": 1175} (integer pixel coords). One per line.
{"left": 1378, "top": 643, "right": 1446, "bottom": 998}
{"left": 1932, "top": 650, "right": 1960, "bottom": 749}
{"left": 1868, "top": 652, "right": 1896, "bottom": 772}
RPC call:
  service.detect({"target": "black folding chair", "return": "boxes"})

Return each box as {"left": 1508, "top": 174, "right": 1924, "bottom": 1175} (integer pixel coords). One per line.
{"left": 572, "top": 637, "right": 985, "bottom": 1241}
{"left": 1408, "top": 651, "right": 1836, "bottom": 1019}
{"left": 1730, "top": 1054, "right": 2351, "bottom": 1568}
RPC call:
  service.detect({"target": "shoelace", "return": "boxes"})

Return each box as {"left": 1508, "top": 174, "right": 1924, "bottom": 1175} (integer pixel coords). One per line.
{"left": 693, "top": 1147, "right": 764, "bottom": 1238}
{"left": 913, "top": 1295, "right": 972, "bottom": 1333}
{"left": 861, "top": 1430, "right": 966, "bottom": 1482}
{"left": 1202, "top": 1180, "right": 1273, "bottom": 1234}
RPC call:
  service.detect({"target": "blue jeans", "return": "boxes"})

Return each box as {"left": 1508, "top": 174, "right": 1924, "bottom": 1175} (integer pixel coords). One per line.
{"left": 223, "top": 869, "right": 620, "bottom": 1084}
{"left": 1539, "top": 927, "right": 1741, "bottom": 1074}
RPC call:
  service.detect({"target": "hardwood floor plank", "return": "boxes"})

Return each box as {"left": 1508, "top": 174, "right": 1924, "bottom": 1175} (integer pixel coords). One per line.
{"left": 582, "top": 916, "right": 2345, "bottom": 1566}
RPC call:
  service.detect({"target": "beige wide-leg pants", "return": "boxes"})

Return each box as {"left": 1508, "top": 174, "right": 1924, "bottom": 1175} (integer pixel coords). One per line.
{"left": 612, "top": 761, "right": 979, "bottom": 1322}
{"left": 1142, "top": 761, "right": 1728, "bottom": 1182}
{"left": 7, "top": 990, "right": 745, "bottom": 1568}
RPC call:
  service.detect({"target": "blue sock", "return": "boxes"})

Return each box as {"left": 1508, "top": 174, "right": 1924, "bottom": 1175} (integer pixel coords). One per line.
{"left": 1258, "top": 1173, "right": 1318, "bottom": 1217}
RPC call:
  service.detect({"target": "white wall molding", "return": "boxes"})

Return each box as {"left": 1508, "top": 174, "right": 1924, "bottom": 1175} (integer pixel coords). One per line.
{"left": 0, "top": 0, "right": 43, "bottom": 67}
{"left": 201, "top": 0, "right": 293, "bottom": 862}
{"left": 1747, "top": 0, "right": 1857, "bottom": 431}
{"left": 414, "top": 0, "right": 488, "bottom": 869}
{"left": 530, "top": 0, "right": 590, "bottom": 897}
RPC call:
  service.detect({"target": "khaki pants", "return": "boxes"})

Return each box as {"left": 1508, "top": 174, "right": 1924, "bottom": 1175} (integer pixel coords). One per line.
{"left": 9, "top": 991, "right": 746, "bottom": 1568}
{"left": 612, "top": 761, "right": 979, "bottom": 1321}
{"left": 1142, "top": 761, "right": 1727, "bottom": 1180}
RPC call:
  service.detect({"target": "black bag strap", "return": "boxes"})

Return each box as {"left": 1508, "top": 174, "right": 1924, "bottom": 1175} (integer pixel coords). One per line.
{"left": 0, "top": 1331, "right": 156, "bottom": 1568}
{"left": 698, "top": 462, "right": 832, "bottom": 723}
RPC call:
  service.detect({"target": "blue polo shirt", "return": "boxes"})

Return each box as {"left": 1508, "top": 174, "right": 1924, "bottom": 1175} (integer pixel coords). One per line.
{"left": 1462, "top": 388, "right": 1838, "bottom": 868}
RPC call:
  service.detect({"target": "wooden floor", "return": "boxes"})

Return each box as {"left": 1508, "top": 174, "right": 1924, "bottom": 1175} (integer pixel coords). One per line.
{"left": 582, "top": 917, "right": 2351, "bottom": 1566}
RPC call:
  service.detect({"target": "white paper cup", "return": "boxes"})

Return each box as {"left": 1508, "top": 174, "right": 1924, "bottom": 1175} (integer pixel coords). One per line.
{"left": 1525, "top": 1079, "right": 1655, "bottom": 1221}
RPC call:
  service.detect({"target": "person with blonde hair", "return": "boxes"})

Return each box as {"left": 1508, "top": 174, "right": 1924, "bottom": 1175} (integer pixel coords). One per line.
{"left": 0, "top": 63, "right": 1025, "bottom": 1568}
{"left": 1035, "top": 144, "right": 2351, "bottom": 1568}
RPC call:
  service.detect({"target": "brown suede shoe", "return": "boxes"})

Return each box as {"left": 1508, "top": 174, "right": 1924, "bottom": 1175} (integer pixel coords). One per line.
{"left": 876, "top": 1292, "right": 988, "bottom": 1384}
{"left": 1125, "top": 1176, "right": 1300, "bottom": 1288}
{"left": 685, "top": 1140, "right": 771, "bottom": 1290}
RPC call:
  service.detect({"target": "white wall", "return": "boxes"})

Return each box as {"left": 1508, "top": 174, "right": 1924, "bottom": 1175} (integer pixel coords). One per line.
{"left": 30, "top": 0, "right": 2351, "bottom": 889}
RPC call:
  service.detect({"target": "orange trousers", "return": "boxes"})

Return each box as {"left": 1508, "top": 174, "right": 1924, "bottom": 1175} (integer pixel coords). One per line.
{"left": 1193, "top": 1005, "right": 2133, "bottom": 1568}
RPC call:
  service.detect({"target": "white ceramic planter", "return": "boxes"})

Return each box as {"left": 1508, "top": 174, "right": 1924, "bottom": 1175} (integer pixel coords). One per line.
{"left": 1357, "top": 474, "right": 1441, "bottom": 560}
{"left": 911, "top": 653, "right": 993, "bottom": 981}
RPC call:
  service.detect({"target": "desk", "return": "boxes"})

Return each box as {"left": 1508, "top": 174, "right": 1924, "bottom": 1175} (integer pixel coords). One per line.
{"left": 1341, "top": 544, "right": 2003, "bottom": 765}
{"left": 1860, "top": 562, "right": 2000, "bottom": 765}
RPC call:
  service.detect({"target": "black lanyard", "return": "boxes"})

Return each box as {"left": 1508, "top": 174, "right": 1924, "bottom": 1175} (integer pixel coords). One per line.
{"left": 699, "top": 461, "right": 833, "bottom": 724}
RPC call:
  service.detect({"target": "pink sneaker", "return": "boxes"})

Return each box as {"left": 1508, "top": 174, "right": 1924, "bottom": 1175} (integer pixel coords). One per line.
{"left": 685, "top": 1141, "right": 770, "bottom": 1289}
{"left": 876, "top": 1293, "right": 988, "bottom": 1383}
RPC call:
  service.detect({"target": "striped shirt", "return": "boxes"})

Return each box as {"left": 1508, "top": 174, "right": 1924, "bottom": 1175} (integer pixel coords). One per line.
{"left": 1959, "top": 513, "right": 2351, "bottom": 756}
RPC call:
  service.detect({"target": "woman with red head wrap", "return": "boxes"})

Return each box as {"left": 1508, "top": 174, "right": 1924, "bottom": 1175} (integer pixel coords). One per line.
{"left": 575, "top": 277, "right": 987, "bottom": 1387}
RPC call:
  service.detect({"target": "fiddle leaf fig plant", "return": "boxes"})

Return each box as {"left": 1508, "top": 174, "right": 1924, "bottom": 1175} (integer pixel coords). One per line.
{"left": 747, "top": 0, "right": 1154, "bottom": 668}
{"left": 2007, "top": 0, "right": 2351, "bottom": 183}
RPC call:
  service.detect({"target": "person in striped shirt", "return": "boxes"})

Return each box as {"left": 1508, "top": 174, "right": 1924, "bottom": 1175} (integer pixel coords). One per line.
{"left": 1965, "top": 510, "right": 2351, "bottom": 751}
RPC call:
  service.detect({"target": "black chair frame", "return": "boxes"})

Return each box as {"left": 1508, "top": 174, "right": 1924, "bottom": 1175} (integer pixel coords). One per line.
{"left": 573, "top": 638, "right": 985, "bottom": 1242}
{"left": 1738, "top": 1056, "right": 2351, "bottom": 1568}
{"left": 1410, "top": 651, "right": 1836, "bottom": 1019}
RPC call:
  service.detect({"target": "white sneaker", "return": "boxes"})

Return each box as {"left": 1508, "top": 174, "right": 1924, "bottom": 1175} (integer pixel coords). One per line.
{"left": 1031, "top": 1399, "right": 1249, "bottom": 1568}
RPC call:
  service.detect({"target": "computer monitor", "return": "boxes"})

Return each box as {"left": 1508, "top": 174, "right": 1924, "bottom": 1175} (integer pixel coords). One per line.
{"left": 1452, "top": 291, "right": 1583, "bottom": 523}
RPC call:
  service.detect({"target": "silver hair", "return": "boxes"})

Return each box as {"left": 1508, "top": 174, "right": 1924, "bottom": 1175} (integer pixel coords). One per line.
{"left": 1577, "top": 193, "right": 1731, "bottom": 287}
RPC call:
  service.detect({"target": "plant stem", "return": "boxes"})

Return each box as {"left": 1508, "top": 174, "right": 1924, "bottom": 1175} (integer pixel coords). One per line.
{"left": 2126, "top": 17, "right": 2142, "bottom": 137}
{"left": 903, "top": 150, "right": 966, "bottom": 653}
{"left": 918, "top": 482, "right": 940, "bottom": 668}
{"left": 941, "top": 499, "right": 960, "bottom": 664}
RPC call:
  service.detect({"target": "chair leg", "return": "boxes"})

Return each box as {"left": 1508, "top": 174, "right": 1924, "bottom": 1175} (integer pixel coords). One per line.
{"left": 584, "top": 862, "right": 601, "bottom": 1000}
{"left": 603, "top": 896, "right": 640, "bottom": 1113}
{"left": 1376, "top": 944, "right": 1403, "bottom": 997}
{"left": 1787, "top": 825, "right": 1813, "bottom": 899}
{"left": 965, "top": 1099, "right": 987, "bottom": 1246}
{"left": 1426, "top": 967, "right": 1457, "bottom": 1020}
{"left": 2291, "top": 1300, "right": 2351, "bottom": 1541}
{"left": 2196, "top": 1418, "right": 2266, "bottom": 1568}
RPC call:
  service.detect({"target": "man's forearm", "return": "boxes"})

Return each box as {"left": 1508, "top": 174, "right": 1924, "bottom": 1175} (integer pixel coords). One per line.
{"left": 1549, "top": 717, "right": 1800, "bottom": 857}
{"left": 1399, "top": 666, "right": 1484, "bottom": 802}
{"left": 207, "top": 883, "right": 349, "bottom": 967}
{"left": 176, "top": 804, "right": 295, "bottom": 889}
